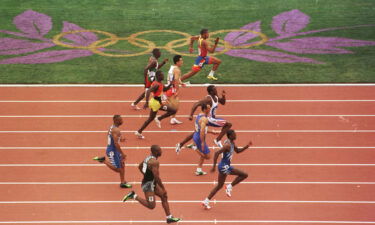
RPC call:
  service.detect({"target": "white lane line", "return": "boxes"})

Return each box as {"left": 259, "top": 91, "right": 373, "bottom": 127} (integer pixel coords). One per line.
{"left": 1, "top": 220, "right": 375, "bottom": 224}
{"left": 1, "top": 163, "right": 375, "bottom": 167}
{"left": 1, "top": 146, "right": 375, "bottom": 150}
{"left": 1, "top": 200, "right": 375, "bottom": 204}
{"left": 0, "top": 181, "right": 374, "bottom": 185}
{"left": 0, "top": 115, "right": 375, "bottom": 118}
{"left": 0, "top": 220, "right": 375, "bottom": 224}
{"left": 0, "top": 130, "right": 374, "bottom": 133}
{"left": 1, "top": 83, "right": 375, "bottom": 87}
{"left": 1, "top": 100, "right": 375, "bottom": 103}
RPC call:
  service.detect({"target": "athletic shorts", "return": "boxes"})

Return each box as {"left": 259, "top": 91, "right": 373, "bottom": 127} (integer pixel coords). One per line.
{"left": 192, "top": 56, "right": 212, "bottom": 72}
{"left": 106, "top": 147, "right": 123, "bottom": 169}
{"left": 142, "top": 180, "right": 155, "bottom": 193}
{"left": 149, "top": 97, "right": 162, "bottom": 112}
{"left": 218, "top": 162, "right": 234, "bottom": 175}
{"left": 208, "top": 117, "right": 227, "bottom": 127}
{"left": 193, "top": 132, "right": 210, "bottom": 154}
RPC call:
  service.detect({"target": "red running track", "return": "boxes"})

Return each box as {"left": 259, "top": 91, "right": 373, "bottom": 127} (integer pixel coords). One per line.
{"left": 0, "top": 84, "right": 375, "bottom": 224}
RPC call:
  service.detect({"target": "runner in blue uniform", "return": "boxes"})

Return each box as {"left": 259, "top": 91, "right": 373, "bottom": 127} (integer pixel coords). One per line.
{"left": 202, "top": 129, "right": 252, "bottom": 209}
{"left": 93, "top": 115, "right": 132, "bottom": 188}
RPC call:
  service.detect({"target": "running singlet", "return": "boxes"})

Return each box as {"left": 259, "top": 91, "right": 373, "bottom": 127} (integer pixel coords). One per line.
{"left": 107, "top": 125, "right": 119, "bottom": 149}
{"left": 146, "top": 58, "right": 158, "bottom": 83}
{"left": 198, "top": 36, "right": 208, "bottom": 57}
{"left": 207, "top": 95, "right": 219, "bottom": 118}
{"left": 194, "top": 114, "right": 208, "bottom": 134}
{"left": 220, "top": 139, "right": 234, "bottom": 165}
{"left": 167, "top": 65, "right": 176, "bottom": 86}
{"left": 142, "top": 155, "right": 156, "bottom": 183}
{"left": 151, "top": 81, "right": 163, "bottom": 100}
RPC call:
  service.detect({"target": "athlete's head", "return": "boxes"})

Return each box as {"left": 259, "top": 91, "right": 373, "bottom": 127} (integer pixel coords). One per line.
{"left": 173, "top": 55, "right": 183, "bottom": 67}
{"left": 113, "top": 114, "right": 123, "bottom": 126}
{"left": 201, "top": 103, "right": 211, "bottom": 116}
{"left": 200, "top": 28, "right": 209, "bottom": 39}
{"left": 156, "top": 70, "right": 164, "bottom": 81}
{"left": 226, "top": 129, "right": 237, "bottom": 141}
{"left": 207, "top": 85, "right": 217, "bottom": 96}
{"left": 151, "top": 144, "right": 162, "bottom": 158}
{"left": 152, "top": 48, "right": 161, "bottom": 58}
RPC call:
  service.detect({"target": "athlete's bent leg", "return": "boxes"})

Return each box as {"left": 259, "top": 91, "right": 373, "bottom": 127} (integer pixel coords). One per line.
{"left": 155, "top": 184, "right": 171, "bottom": 216}
{"left": 157, "top": 105, "right": 176, "bottom": 121}
{"left": 136, "top": 192, "right": 156, "bottom": 209}
{"left": 230, "top": 168, "right": 248, "bottom": 187}
{"left": 210, "top": 56, "right": 221, "bottom": 71}
{"left": 181, "top": 70, "right": 199, "bottom": 81}
{"left": 138, "top": 110, "right": 158, "bottom": 133}
{"left": 133, "top": 91, "right": 146, "bottom": 105}
{"left": 207, "top": 172, "right": 227, "bottom": 200}
{"left": 217, "top": 122, "right": 232, "bottom": 141}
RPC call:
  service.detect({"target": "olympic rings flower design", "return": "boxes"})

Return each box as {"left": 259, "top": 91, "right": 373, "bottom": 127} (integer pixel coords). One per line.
{"left": 0, "top": 9, "right": 374, "bottom": 64}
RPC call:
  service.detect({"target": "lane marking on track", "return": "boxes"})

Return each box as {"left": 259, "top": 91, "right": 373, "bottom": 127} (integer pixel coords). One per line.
{"left": 1, "top": 146, "right": 375, "bottom": 150}
{"left": 0, "top": 114, "right": 375, "bottom": 118}
{"left": 1, "top": 83, "right": 375, "bottom": 87}
{"left": 1, "top": 99, "right": 375, "bottom": 103}
{"left": 1, "top": 220, "right": 375, "bottom": 224}
{"left": 1, "top": 163, "right": 375, "bottom": 167}
{"left": 1, "top": 181, "right": 374, "bottom": 185}
{"left": 0, "top": 130, "right": 375, "bottom": 133}
{"left": 1, "top": 200, "right": 375, "bottom": 204}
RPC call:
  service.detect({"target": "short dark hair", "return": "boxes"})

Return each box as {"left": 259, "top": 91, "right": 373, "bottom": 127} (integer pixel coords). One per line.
{"left": 200, "top": 29, "right": 208, "bottom": 35}
{"left": 173, "top": 55, "right": 182, "bottom": 64}
{"left": 113, "top": 114, "right": 121, "bottom": 121}
{"left": 226, "top": 129, "right": 235, "bottom": 138}
{"left": 156, "top": 70, "right": 163, "bottom": 80}
{"left": 207, "top": 85, "right": 215, "bottom": 94}
{"left": 152, "top": 48, "right": 160, "bottom": 56}
{"left": 151, "top": 144, "right": 160, "bottom": 153}
{"left": 201, "top": 103, "right": 208, "bottom": 112}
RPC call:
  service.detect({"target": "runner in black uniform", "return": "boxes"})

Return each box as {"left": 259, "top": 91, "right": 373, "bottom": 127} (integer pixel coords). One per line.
{"left": 122, "top": 145, "right": 180, "bottom": 224}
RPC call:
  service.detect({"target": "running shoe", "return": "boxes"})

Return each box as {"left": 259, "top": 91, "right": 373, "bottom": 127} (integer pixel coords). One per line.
{"left": 120, "top": 183, "right": 132, "bottom": 188}
{"left": 122, "top": 191, "right": 135, "bottom": 202}
{"left": 195, "top": 171, "right": 207, "bottom": 176}
{"left": 92, "top": 156, "right": 105, "bottom": 163}
{"left": 207, "top": 75, "right": 218, "bottom": 81}
{"left": 225, "top": 184, "right": 232, "bottom": 197}
{"left": 175, "top": 143, "right": 182, "bottom": 154}
{"left": 154, "top": 117, "right": 161, "bottom": 128}
{"left": 130, "top": 103, "right": 141, "bottom": 110}
{"left": 186, "top": 143, "right": 197, "bottom": 150}
{"left": 214, "top": 139, "right": 223, "bottom": 148}
{"left": 135, "top": 131, "right": 145, "bottom": 139}
{"left": 166, "top": 216, "right": 181, "bottom": 224}
{"left": 202, "top": 199, "right": 211, "bottom": 210}
{"left": 170, "top": 118, "right": 183, "bottom": 125}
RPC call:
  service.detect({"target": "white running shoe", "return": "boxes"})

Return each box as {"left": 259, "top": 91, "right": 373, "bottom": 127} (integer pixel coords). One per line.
{"left": 175, "top": 143, "right": 182, "bottom": 154}
{"left": 170, "top": 118, "right": 183, "bottom": 125}
{"left": 130, "top": 103, "right": 141, "bottom": 110}
{"left": 134, "top": 131, "right": 145, "bottom": 139}
{"left": 195, "top": 171, "right": 207, "bottom": 176}
{"left": 225, "top": 184, "right": 232, "bottom": 197}
{"left": 202, "top": 199, "right": 211, "bottom": 210}
{"left": 154, "top": 117, "right": 161, "bottom": 128}
{"left": 214, "top": 139, "right": 223, "bottom": 148}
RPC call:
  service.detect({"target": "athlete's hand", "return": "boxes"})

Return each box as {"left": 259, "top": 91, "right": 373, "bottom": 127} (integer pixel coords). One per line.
{"left": 247, "top": 141, "right": 253, "bottom": 147}
{"left": 222, "top": 90, "right": 226, "bottom": 96}
{"left": 189, "top": 115, "right": 193, "bottom": 121}
{"left": 214, "top": 37, "right": 220, "bottom": 45}
{"left": 162, "top": 58, "right": 169, "bottom": 64}
{"left": 210, "top": 167, "right": 216, "bottom": 173}
{"left": 143, "top": 102, "right": 149, "bottom": 109}
{"left": 120, "top": 137, "right": 126, "bottom": 142}
{"left": 189, "top": 46, "right": 194, "bottom": 53}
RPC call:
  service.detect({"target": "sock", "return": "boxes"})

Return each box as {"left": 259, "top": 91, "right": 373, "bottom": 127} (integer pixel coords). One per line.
{"left": 205, "top": 197, "right": 210, "bottom": 202}
{"left": 167, "top": 215, "right": 172, "bottom": 219}
{"left": 133, "top": 193, "right": 138, "bottom": 199}
{"left": 227, "top": 184, "right": 232, "bottom": 189}
{"left": 209, "top": 70, "right": 215, "bottom": 76}
{"left": 197, "top": 167, "right": 202, "bottom": 172}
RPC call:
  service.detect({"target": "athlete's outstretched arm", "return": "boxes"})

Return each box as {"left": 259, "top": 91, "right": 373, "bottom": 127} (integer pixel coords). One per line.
{"left": 151, "top": 160, "right": 165, "bottom": 190}
{"left": 234, "top": 141, "right": 252, "bottom": 153}
{"left": 211, "top": 144, "right": 230, "bottom": 172}
{"left": 112, "top": 128, "right": 125, "bottom": 158}
{"left": 189, "top": 98, "right": 211, "bottom": 120}
{"left": 205, "top": 37, "right": 219, "bottom": 53}
{"left": 219, "top": 90, "right": 226, "bottom": 105}
{"left": 157, "top": 58, "right": 168, "bottom": 69}
{"left": 144, "top": 84, "right": 158, "bottom": 109}
{"left": 189, "top": 36, "right": 199, "bottom": 53}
